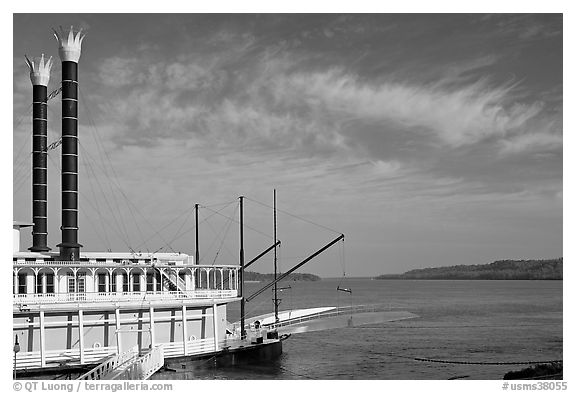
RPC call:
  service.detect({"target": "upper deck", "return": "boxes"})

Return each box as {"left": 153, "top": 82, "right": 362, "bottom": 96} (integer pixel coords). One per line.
{"left": 13, "top": 251, "right": 240, "bottom": 310}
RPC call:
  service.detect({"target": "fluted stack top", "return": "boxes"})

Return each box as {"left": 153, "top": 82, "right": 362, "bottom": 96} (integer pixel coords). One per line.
{"left": 24, "top": 54, "right": 52, "bottom": 86}
{"left": 53, "top": 25, "right": 85, "bottom": 63}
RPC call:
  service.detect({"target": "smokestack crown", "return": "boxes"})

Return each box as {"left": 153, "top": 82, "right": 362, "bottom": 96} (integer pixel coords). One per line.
{"left": 53, "top": 26, "right": 85, "bottom": 63}
{"left": 24, "top": 54, "right": 52, "bottom": 86}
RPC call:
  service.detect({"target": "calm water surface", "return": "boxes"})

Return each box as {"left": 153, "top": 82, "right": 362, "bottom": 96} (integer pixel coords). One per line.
{"left": 163, "top": 279, "right": 562, "bottom": 380}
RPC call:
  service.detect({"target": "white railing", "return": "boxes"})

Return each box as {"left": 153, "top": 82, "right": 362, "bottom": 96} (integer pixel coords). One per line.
{"left": 77, "top": 346, "right": 138, "bottom": 380}
{"left": 14, "top": 334, "right": 275, "bottom": 373}
{"left": 14, "top": 346, "right": 118, "bottom": 371}
{"left": 13, "top": 289, "right": 238, "bottom": 305}
{"left": 104, "top": 346, "right": 164, "bottom": 380}
{"left": 158, "top": 269, "right": 187, "bottom": 293}
{"left": 121, "top": 346, "right": 163, "bottom": 380}
{"left": 13, "top": 260, "right": 238, "bottom": 269}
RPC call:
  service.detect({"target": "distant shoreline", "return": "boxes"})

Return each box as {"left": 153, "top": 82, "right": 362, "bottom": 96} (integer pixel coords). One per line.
{"left": 374, "top": 258, "right": 562, "bottom": 280}
{"left": 243, "top": 271, "right": 321, "bottom": 282}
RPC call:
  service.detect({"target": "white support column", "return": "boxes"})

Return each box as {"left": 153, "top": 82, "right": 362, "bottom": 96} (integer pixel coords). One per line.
{"left": 39, "top": 311, "right": 46, "bottom": 367}
{"left": 13, "top": 273, "right": 18, "bottom": 294}
{"left": 26, "top": 272, "right": 35, "bottom": 294}
{"left": 212, "top": 304, "right": 219, "bottom": 351}
{"left": 149, "top": 306, "right": 156, "bottom": 346}
{"left": 140, "top": 273, "right": 146, "bottom": 292}
{"left": 41, "top": 273, "right": 47, "bottom": 294}
{"left": 115, "top": 272, "right": 122, "bottom": 293}
{"left": 115, "top": 308, "right": 122, "bottom": 354}
{"left": 51, "top": 267, "right": 60, "bottom": 294}
{"left": 104, "top": 273, "right": 109, "bottom": 293}
{"left": 78, "top": 309, "right": 85, "bottom": 364}
{"left": 53, "top": 268, "right": 60, "bottom": 294}
{"left": 182, "top": 306, "right": 188, "bottom": 356}
{"left": 191, "top": 269, "right": 196, "bottom": 290}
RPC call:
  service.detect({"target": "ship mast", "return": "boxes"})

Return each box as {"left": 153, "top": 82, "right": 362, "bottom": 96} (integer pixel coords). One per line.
{"left": 239, "top": 196, "right": 246, "bottom": 339}
{"left": 273, "top": 189, "right": 279, "bottom": 323}
{"left": 195, "top": 203, "right": 200, "bottom": 264}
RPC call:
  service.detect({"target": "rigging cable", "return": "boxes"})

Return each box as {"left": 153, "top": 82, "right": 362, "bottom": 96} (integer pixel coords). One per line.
{"left": 79, "top": 87, "right": 138, "bottom": 246}
{"left": 149, "top": 201, "right": 237, "bottom": 257}
{"left": 203, "top": 203, "right": 274, "bottom": 240}
{"left": 245, "top": 196, "right": 342, "bottom": 235}
{"left": 12, "top": 105, "right": 34, "bottom": 187}
{"left": 75, "top": 144, "right": 116, "bottom": 249}
{"left": 157, "top": 205, "right": 195, "bottom": 255}
{"left": 195, "top": 203, "right": 235, "bottom": 264}
{"left": 211, "top": 203, "right": 239, "bottom": 265}
{"left": 385, "top": 352, "right": 562, "bottom": 366}
{"left": 47, "top": 152, "right": 115, "bottom": 249}
{"left": 13, "top": 88, "right": 59, "bottom": 191}
{"left": 79, "top": 142, "right": 132, "bottom": 249}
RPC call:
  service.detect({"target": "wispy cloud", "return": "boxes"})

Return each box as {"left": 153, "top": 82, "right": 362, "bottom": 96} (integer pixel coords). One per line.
{"left": 272, "top": 69, "right": 546, "bottom": 148}
{"left": 499, "top": 132, "right": 563, "bottom": 155}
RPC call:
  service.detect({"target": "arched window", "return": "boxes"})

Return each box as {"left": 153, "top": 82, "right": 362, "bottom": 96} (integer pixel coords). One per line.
{"left": 208, "top": 270, "right": 216, "bottom": 289}
{"left": 199, "top": 270, "right": 208, "bottom": 289}
{"left": 132, "top": 273, "right": 141, "bottom": 292}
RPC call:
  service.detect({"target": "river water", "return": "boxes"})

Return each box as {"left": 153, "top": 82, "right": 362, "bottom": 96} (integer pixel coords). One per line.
{"left": 165, "top": 279, "right": 563, "bottom": 380}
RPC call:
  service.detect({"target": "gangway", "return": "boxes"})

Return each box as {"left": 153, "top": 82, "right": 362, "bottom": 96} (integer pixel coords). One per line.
{"left": 76, "top": 345, "right": 164, "bottom": 380}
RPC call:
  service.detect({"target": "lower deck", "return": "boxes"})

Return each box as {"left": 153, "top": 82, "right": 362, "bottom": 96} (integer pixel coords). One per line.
{"left": 13, "top": 299, "right": 246, "bottom": 373}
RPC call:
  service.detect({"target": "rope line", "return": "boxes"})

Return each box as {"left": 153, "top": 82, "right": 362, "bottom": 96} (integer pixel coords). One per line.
{"left": 153, "top": 202, "right": 237, "bottom": 258}
{"left": 245, "top": 196, "right": 342, "bottom": 235}
{"left": 386, "top": 352, "right": 563, "bottom": 366}
{"left": 354, "top": 323, "right": 564, "bottom": 329}
{"left": 195, "top": 202, "right": 237, "bottom": 263}
{"left": 12, "top": 104, "right": 33, "bottom": 184}
{"left": 78, "top": 140, "right": 133, "bottom": 248}
{"left": 202, "top": 204, "right": 273, "bottom": 240}
{"left": 211, "top": 203, "right": 239, "bottom": 265}
{"left": 80, "top": 87, "right": 137, "bottom": 247}
{"left": 72, "top": 147, "right": 114, "bottom": 249}
{"left": 78, "top": 143, "right": 133, "bottom": 249}
{"left": 47, "top": 152, "right": 124, "bottom": 250}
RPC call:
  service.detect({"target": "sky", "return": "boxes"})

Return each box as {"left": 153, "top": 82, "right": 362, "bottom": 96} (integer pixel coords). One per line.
{"left": 12, "top": 13, "right": 563, "bottom": 277}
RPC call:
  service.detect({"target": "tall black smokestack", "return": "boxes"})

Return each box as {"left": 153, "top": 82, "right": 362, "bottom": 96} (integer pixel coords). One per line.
{"left": 25, "top": 54, "right": 52, "bottom": 252}
{"left": 54, "top": 26, "right": 85, "bottom": 261}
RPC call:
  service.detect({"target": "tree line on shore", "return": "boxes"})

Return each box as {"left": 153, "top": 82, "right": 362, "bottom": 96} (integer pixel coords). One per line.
{"left": 375, "top": 258, "right": 562, "bottom": 280}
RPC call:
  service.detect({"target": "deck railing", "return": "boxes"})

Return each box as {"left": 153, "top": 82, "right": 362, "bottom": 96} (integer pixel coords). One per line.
{"left": 14, "top": 335, "right": 273, "bottom": 372}
{"left": 13, "top": 289, "right": 238, "bottom": 305}
{"left": 110, "top": 346, "right": 164, "bottom": 380}
{"left": 14, "top": 346, "right": 118, "bottom": 371}
{"left": 13, "top": 260, "right": 238, "bottom": 268}
{"left": 77, "top": 346, "right": 138, "bottom": 380}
